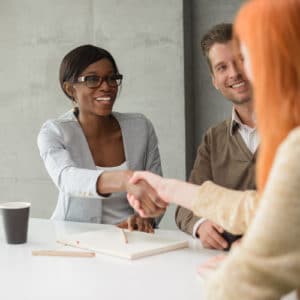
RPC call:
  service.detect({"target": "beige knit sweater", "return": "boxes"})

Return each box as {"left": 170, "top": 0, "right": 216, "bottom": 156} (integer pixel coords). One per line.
{"left": 192, "top": 127, "right": 300, "bottom": 299}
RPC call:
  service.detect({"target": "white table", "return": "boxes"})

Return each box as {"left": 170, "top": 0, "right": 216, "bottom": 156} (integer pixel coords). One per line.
{"left": 0, "top": 218, "right": 297, "bottom": 300}
{"left": 0, "top": 218, "right": 219, "bottom": 300}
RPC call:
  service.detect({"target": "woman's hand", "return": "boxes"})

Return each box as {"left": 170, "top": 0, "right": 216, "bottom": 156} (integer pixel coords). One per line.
{"left": 127, "top": 172, "right": 169, "bottom": 217}
{"left": 96, "top": 170, "right": 167, "bottom": 218}
{"left": 117, "top": 214, "right": 155, "bottom": 233}
{"left": 128, "top": 171, "right": 198, "bottom": 217}
{"left": 126, "top": 178, "right": 168, "bottom": 218}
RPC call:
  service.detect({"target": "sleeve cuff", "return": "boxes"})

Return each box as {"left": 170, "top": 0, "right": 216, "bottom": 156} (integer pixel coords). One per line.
{"left": 192, "top": 218, "right": 207, "bottom": 238}
{"left": 61, "top": 167, "right": 107, "bottom": 199}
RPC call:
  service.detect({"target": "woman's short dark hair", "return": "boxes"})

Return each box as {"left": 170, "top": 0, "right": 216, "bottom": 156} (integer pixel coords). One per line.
{"left": 59, "top": 44, "right": 119, "bottom": 99}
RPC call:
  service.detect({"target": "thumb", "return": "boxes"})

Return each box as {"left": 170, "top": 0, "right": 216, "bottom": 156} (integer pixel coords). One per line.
{"left": 129, "top": 172, "right": 144, "bottom": 184}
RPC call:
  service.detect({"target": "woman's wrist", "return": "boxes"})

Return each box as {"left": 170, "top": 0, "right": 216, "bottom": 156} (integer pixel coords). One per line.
{"left": 121, "top": 170, "right": 134, "bottom": 191}
{"left": 97, "top": 170, "right": 134, "bottom": 195}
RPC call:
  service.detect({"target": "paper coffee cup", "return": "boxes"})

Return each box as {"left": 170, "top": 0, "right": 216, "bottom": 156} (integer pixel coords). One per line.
{"left": 0, "top": 202, "right": 31, "bottom": 244}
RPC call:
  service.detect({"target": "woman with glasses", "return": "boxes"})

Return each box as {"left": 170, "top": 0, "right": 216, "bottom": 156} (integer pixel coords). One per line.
{"left": 37, "top": 44, "right": 166, "bottom": 232}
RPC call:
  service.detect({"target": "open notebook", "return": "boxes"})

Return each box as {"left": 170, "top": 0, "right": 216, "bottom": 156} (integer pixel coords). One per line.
{"left": 57, "top": 226, "right": 189, "bottom": 260}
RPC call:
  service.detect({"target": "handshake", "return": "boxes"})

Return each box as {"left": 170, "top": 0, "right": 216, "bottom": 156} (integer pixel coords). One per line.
{"left": 126, "top": 171, "right": 197, "bottom": 218}
{"left": 126, "top": 172, "right": 169, "bottom": 218}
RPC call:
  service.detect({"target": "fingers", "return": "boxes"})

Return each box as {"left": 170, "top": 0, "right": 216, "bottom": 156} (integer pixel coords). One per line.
{"left": 148, "top": 192, "right": 168, "bottom": 209}
{"left": 209, "top": 229, "right": 228, "bottom": 249}
{"left": 210, "top": 224, "right": 227, "bottom": 249}
{"left": 198, "top": 255, "right": 227, "bottom": 273}
{"left": 213, "top": 223, "right": 224, "bottom": 234}
{"left": 198, "top": 221, "right": 228, "bottom": 250}
{"left": 127, "top": 215, "right": 135, "bottom": 231}
{"left": 137, "top": 184, "right": 159, "bottom": 214}
{"left": 126, "top": 214, "right": 155, "bottom": 233}
{"left": 129, "top": 171, "right": 159, "bottom": 186}
{"left": 116, "top": 220, "right": 128, "bottom": 229}
{"left": 127, "top": 193, "right": 141, "bottom": 211}
{"left": 129, "top": 171, "right": 169, "bottom": 208}
{"left": 204, "top": 233, "right": 226, "bottom": 250}
{"left": 139, "top": 218, "right": 154, "bottom": 233}
{"left": 136, "top": 215, "right": 143, "bottom": 231}
{"left": 145, "top": 221, "right": 155, "bottom": 233}
{"left": 127, "top": 180, "right": 167, "bottom": 218}
{"left": 137, "top": 180, "right": 167, "bottom": 210}
{"left": 127, "top": 193, "right": 147, "bottom": 218}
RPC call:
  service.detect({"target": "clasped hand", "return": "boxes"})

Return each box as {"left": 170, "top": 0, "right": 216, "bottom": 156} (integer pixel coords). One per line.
{"left": 117, "top": 214, "right": 155, "bottom": 233}
{"left": 126, "top": 176, "right": 168, "bottom": 218}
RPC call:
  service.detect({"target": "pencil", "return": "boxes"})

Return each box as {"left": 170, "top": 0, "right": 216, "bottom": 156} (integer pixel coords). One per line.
{"left": 121, "top": 229, "right": 128, "bottom": 244}
{"left": 32, "top": 250, "right": 95, "bottom": 257}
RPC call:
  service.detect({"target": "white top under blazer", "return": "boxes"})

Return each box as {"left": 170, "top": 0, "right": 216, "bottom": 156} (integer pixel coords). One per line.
{"left": 37, "top": 110, "right": 162, "bottom": 224}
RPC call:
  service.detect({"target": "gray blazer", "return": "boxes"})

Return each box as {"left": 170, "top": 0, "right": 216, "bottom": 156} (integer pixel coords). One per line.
{"left": 37, "top": 110, "right": 162, "bottom": 224}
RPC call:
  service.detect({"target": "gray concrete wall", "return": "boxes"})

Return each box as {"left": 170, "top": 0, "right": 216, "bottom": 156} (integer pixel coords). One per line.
{"left": 0, "top": 0, "right": 245, "bottom": 230}
{"left": 186, "top": 0, "right": 245, "bottom": 174}
{"left": 0, "top": 0, "right": 185, "bottom": 229}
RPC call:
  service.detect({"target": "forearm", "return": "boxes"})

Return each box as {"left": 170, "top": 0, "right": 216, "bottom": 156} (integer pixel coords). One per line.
{"left": 175, "top": 206, "right": 201, "bottom": 235}
{"left": 159, "top": 179, "right": 199, "bottom": 210}
{"left": 59, "top": 166, "right": 104, "bottom": 198}
{"left": 192, "top": 181, "right": 258, "bottom": 235}
{"left": 97, "top": 170, "right": 133, "bottom": 195}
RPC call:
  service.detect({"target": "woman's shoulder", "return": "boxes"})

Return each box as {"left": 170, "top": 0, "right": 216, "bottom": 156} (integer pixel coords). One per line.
{"left": 41, "top": 110, "right": 77, "bottom": 127}
{"left": 38, "top": 110, "right": 79, "bottom": 138}
{"left": 50, "top": 110, "right": 77, "bottom": 124}
{"left": 280, "top": 126, "right": 300, "bottom": 150}
{"left": 276, "top": 126, "right": 300, "bottom": 163}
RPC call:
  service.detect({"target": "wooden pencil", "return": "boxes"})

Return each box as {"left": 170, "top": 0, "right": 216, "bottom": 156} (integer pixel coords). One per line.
{"left": 32, "top": 250, "right": 95, "bottom": 257}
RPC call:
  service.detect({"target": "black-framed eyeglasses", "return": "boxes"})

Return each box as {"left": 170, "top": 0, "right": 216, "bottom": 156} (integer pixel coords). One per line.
{"left": 75, "top": 74, "right": 123, "bottom": 88}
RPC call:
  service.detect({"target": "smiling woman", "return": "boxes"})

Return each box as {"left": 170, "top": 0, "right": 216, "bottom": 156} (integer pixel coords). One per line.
{"left": 37, "top": 45, "right": 166, "bottom": 232}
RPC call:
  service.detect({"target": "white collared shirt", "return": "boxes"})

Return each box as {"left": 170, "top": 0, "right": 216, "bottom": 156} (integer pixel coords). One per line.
{"left": 231, "top": 109, "right": 259, "bottom": 154}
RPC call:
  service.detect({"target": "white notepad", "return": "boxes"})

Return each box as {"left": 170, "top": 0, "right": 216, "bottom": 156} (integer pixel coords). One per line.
{"left": 57, "top": 227, "right": 189, "bottom": 260}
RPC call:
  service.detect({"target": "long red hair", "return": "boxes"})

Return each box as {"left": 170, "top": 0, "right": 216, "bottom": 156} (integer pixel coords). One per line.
{"left": 234, "top": 0, "right": 300, "bottom": 192}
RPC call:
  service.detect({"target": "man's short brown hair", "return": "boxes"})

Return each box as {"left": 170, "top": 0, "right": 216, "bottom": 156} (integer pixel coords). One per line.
{"left": 201, "top": 23, "right": 233, "bottom": 72}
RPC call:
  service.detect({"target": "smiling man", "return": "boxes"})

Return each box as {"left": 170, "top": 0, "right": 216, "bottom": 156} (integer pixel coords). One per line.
{"left": 175, "top": 23, "right": 259, "bottom": 250}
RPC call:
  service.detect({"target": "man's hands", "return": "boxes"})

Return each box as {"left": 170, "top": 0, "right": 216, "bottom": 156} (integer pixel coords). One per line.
{"left": 197, "top": 220, "right": 228, "bottom": 250}
{"left": 117, "top": 214, "right": 155, "bottom": 233}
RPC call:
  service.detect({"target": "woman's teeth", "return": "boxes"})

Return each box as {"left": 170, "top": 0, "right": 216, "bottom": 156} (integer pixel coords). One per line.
{"left": 96, "top": 97, "right": 111, "bottom": 101}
